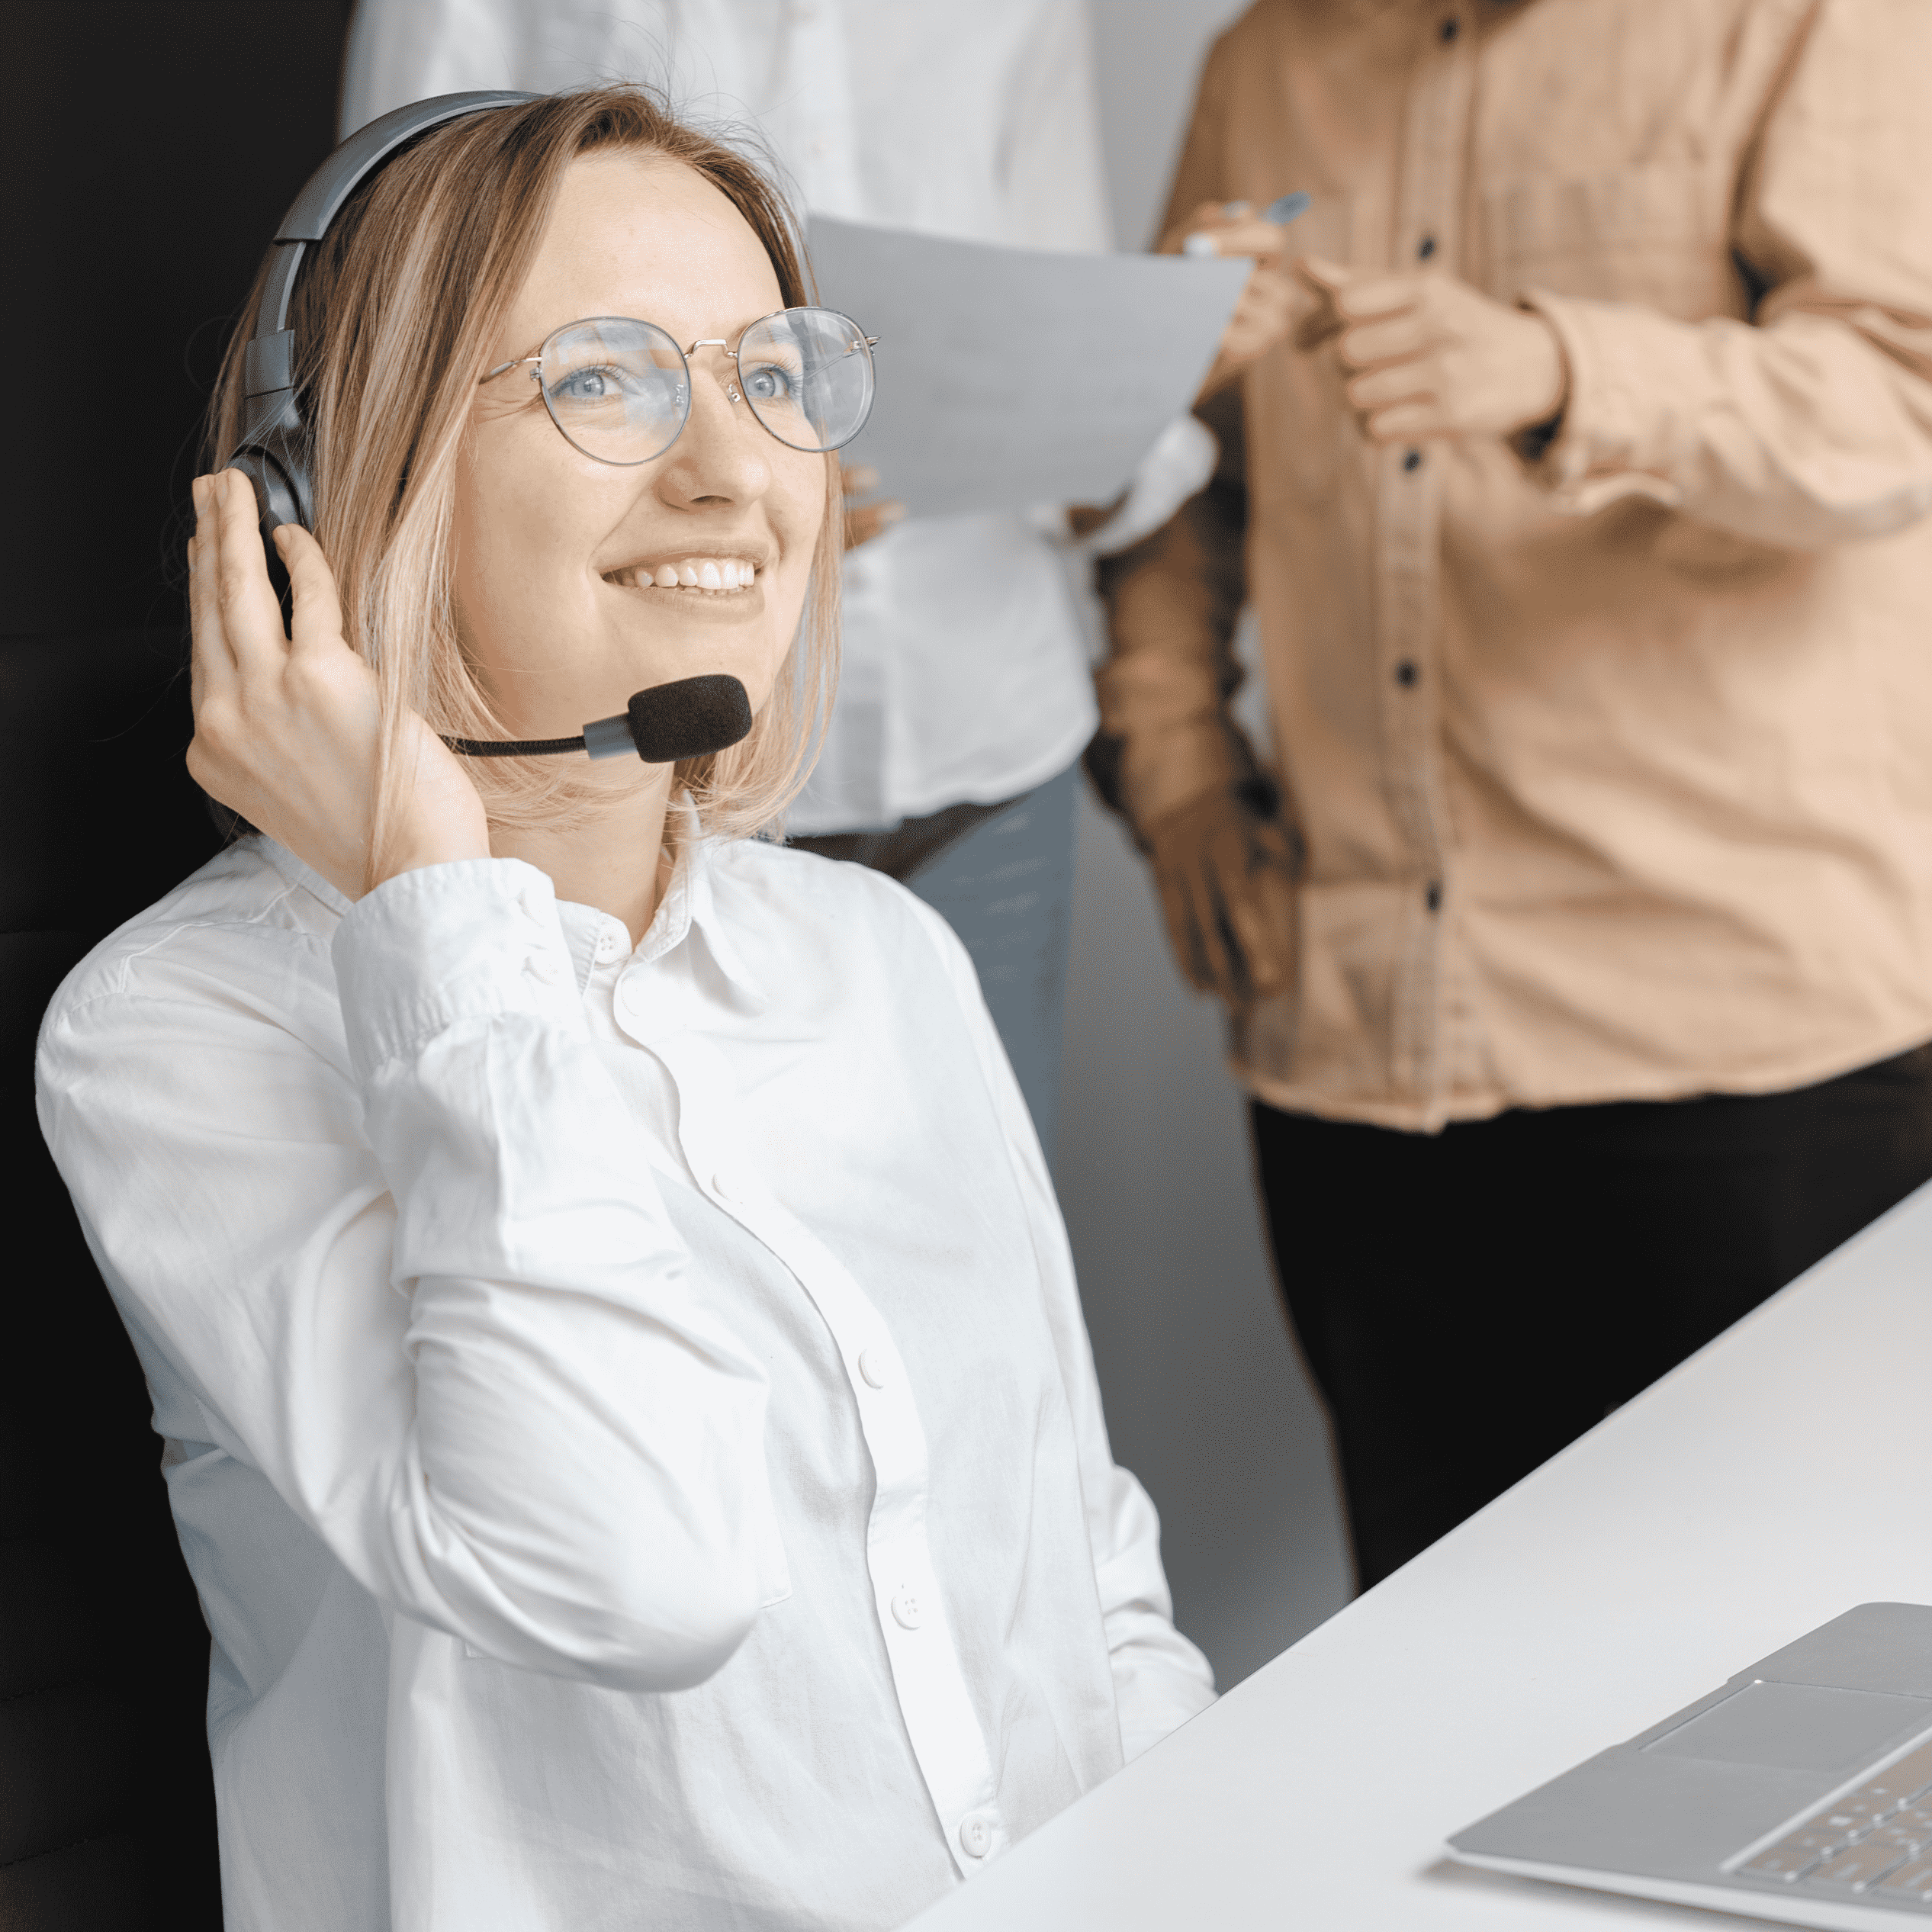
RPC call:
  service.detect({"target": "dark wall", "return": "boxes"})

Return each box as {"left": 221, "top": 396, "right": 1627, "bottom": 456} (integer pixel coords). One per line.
{"left": 3, "top": 8, "right": 353, "bottom": 1926}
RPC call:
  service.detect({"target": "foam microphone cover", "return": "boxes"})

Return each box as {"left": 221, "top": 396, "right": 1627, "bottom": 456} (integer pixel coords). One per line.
{"left": 625, "top": 675, "right": 755, "bottom": 763}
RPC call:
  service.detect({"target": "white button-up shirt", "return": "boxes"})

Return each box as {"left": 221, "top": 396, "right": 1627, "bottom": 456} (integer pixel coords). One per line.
{"left": 339, "top": 0, "right": 1111, "bottom": 831}
{"left": 37, "top": 831, "right": 1213, "bottom": 1931}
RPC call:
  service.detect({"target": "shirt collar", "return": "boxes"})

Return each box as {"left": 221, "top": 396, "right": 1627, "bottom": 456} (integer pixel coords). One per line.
{"left": 637, "top": 818, "right": 770, "bottom": 1016}
{"left": 259, "top": 835, "right": 354, "bottom": 918}
{"left": 257, "top": 821, "right": 768, "bottom": 1015}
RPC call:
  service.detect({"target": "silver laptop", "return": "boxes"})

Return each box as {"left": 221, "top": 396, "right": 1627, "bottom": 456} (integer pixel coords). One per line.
{"left": 1449, "top": 1604, "right": 1932, "bottom": 1927}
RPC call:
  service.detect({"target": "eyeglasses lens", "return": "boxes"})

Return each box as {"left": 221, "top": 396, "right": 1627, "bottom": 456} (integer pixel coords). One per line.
{"left": 540, "top": 318, "right": 690, "bottom": 465}
{"left": 736, "top": 309, "right": 875, "bottom": 453}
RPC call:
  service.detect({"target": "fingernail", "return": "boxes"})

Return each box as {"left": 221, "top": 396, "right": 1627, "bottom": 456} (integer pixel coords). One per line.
{"left": 845, "top": 464, "right": 879, "bottom": 493}
{"left": 1182, "top": 233, "right": 1220, "bottom": 259}
{"left": 878, "top": 500, "right": 907, "bottom": 526}
{"left": 1265, "top": 191, "right": 1312, "bottom": 225}
{"left": 1221, "top": 200, "right": 1252, "bottom": 217}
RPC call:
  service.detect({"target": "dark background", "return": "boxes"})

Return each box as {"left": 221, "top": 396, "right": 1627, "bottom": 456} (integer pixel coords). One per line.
{"left": 4, "top": 7, "right": 354, "bottom": 1924}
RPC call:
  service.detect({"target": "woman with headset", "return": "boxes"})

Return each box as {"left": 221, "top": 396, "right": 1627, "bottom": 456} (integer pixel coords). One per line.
{"left": 37, "top": 87, "right": 1211, "bottom": 1932}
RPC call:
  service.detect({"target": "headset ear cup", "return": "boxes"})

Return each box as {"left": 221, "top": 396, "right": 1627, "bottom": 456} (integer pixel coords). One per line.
{"left": 227, "top": 445, "right": 304, "bottom": 536}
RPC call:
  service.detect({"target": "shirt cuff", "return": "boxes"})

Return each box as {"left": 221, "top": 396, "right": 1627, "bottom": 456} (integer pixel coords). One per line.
{"left": 1515, "top": 287, "right": 1687, "bottom": 518}
{"left": 333, "top": 858, "right": 587, "bottom": 1083}
{"left": 1078, "top": 416, "right": 1223, "bottom": 559}
{"left": 1096, "top": 657, "right": 1255, "bottom": 832}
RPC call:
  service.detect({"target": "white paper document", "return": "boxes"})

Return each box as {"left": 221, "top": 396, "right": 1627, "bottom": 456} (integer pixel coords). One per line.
{"left": 806, "top": 216, "right": 1249, "bottom": 520}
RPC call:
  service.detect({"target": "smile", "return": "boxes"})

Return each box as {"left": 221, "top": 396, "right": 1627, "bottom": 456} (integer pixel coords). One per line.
{"left": 604, "top": 557, "right": 760, "bottom": 593}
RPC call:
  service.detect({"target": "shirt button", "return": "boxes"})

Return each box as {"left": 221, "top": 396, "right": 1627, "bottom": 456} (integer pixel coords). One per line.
{"left": 525, "top": 952, "right": 563, "bottom": 985}
{"left": 857, "top": 1348, "right": 888, "bottom": 1389}
{"left": 593, "top": 926, "right": 623, "bottom": 965}
{"left": 958, "top": 1811, "right": 995, "bottom": 1860}
{"left": 1403, "top": 448, "right": 1423, "bottom": 472}
{"left": 890, "top": 1586, "right": 922, "bottom": 1631}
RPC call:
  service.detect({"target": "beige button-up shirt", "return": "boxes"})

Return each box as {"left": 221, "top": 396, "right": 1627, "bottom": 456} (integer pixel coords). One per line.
{"left": 1098, "top": 0, "right": 1932, "bottom": 1130}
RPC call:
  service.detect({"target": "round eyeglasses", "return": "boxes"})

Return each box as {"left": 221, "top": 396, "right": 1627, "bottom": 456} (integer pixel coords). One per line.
{"left": 479, "top": 308, "right": 877, "bottom": 466}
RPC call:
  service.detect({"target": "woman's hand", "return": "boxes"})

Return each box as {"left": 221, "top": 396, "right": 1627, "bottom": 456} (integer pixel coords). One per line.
{"left": 187, "top": 469, "right": 490, "bottom": 898}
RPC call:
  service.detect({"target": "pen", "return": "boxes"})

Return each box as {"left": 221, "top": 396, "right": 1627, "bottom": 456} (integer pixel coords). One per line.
{"left": 1183, "top": 191, "right": 1311, "bottom": 257}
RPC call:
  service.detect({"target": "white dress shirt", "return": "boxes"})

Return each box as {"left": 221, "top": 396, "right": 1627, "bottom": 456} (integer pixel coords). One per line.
{"left": 37, "top": 829, "right": 1212, "bottom": 1931}
{"left": 339, "top": 0, "right": 1110, "bottom": 831}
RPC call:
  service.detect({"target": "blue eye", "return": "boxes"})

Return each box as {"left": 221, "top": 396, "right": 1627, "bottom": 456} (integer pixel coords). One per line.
{"left": 743, "top": 362, "right": 802, "bottom": 404}
{"left": 554, "top": 365, "right": 621, "bottom": 403}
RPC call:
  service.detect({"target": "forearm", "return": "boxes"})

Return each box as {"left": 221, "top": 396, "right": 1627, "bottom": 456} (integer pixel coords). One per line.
{"left": 335, "top": 858, "right": 776, "bottom": 1684}
{"left": 1524, "top": 294, "right": 1932, "bottom": 551}
{"left": 43, "top": 859, "right": 776, "bottom": 1694}
{"left": 1092, "top": 393, "right": 1261, "bottom": 835}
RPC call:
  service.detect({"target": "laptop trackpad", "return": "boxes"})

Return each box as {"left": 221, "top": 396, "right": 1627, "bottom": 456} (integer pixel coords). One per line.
{"left": 1643, "top": 1681, "right": 1932, "bottom": 1774}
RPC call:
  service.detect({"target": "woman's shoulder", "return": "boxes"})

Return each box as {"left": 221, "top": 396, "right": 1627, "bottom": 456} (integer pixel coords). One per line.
{"left": 40, "top": 836, "right": 341, "bottom": 1048}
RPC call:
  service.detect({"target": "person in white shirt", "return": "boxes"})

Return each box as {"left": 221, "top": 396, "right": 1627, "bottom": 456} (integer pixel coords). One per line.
{"left": 336, "top": 0, "right": 1127, "bottom": 1162}
{"left": 36, "top": 88, "right": 1212, "bottom": 1932}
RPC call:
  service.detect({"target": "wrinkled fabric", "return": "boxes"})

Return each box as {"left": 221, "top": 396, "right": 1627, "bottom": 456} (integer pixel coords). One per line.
{"left": 37, "top": 831, "right": 1212, "bottom": 1931}
{"left": 1099, "top": 0, "right": 1932, "bottom": 1130}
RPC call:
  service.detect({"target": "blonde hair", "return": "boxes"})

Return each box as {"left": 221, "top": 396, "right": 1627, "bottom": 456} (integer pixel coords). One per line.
{"left": 206, "top": 85, "right": 840, "bottom": 864}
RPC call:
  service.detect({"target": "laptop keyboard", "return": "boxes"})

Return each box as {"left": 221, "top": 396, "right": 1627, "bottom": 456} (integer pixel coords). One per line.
{"left": 1737, "top": 1738, "right": 1932, "bottom": 1905}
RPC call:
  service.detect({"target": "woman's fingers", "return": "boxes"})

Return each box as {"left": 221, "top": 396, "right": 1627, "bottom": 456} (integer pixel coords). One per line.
{"left": 214, "top": 468, "right": 291, "bottom": 673}
{"left": 188, "top": 474, "right": 238, "bottom": 685}
{"left": 277, "top": 522, "right": 350, "bottom": 656}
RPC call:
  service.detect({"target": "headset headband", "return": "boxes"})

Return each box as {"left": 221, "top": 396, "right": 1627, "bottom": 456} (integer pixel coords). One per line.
{"left": 230, "top": 91, "right": 538, "bottom": 532}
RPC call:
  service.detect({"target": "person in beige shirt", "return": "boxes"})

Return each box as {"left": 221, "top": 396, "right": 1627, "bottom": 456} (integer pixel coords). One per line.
{"left": 1093, "top": 0, "right": 1932, "bottom": 1585}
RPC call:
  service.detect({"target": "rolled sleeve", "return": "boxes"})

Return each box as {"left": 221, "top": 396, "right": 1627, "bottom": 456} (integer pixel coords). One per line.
{"left": 1519, "top": 0, "right": 1932, "bottom": 549}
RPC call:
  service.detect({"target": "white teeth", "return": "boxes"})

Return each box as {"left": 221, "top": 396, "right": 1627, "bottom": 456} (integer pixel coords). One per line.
{"left": 619, "top": 558, "right": 757, "bottom": 590}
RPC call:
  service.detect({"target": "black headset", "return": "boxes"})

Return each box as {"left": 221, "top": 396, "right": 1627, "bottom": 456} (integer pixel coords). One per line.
{"left": 226, "top": 89, "right": 754, "bottom": 765}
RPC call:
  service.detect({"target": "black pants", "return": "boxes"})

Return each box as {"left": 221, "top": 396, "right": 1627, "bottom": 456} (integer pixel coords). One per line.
{"left": 1250, "top": 1045, "right": 1932, "bottom": 1591}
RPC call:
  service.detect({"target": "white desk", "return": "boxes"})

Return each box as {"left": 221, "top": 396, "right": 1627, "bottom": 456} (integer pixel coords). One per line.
{"left": 909, "top": 1183, "right": 1932, "bottom": 1930}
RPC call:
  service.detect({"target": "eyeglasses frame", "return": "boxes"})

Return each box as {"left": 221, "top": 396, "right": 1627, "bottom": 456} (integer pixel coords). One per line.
{"left": 478, "top": 307, "right": 879, "bottom": 466}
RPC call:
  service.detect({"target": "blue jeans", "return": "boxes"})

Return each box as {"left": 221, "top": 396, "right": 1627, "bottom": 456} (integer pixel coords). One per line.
{"left": 903, "top": 765, "right": 1079, "bottom": 1166}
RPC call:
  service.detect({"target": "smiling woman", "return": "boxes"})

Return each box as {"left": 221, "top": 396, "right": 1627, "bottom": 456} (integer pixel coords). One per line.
{"left": 204, "top": 90, "right": 844, "bottom": 908}
{"left": 35, "top": 84, "right": 1215, "bottom": 1932}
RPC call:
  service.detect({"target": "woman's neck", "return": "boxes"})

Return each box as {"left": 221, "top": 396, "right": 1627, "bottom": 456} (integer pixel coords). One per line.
{"left": 490, "top": 769, "right": 676, "bottom": 950}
